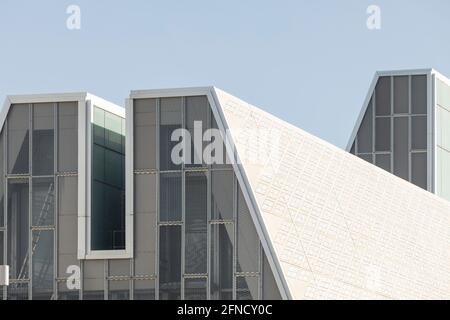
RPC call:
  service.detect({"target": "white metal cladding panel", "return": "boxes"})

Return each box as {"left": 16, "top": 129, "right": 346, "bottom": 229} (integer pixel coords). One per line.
{"left": 215, "top": 88, "right": 450, "bottom": 300}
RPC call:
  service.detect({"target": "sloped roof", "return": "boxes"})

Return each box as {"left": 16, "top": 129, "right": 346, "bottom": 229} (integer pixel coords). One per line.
{"left": 214, "top": 87, "right": 450, "bottom": 299}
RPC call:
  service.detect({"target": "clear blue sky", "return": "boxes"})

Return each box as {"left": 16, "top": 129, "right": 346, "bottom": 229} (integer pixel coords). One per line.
{"left": 1, "top": 0, "right": 449, "bottom": 148}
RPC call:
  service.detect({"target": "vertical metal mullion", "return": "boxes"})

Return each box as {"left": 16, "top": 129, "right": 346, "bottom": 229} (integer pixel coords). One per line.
{"left": 206, "top": 170, "right": 211, "bottom": 300}
{"left": 129, "top": 259, "right": 133, "bottom": 300}
{"left": 53, "top": 103, "right": 58, "bottom": 300}
{"left": 181, "top": 96, "right": 186, "bottom": 300}
{"left": 155, "top": 98, "right": 160, "bottom": 300}
{"left": 3, "top": 119, "right": 7, "bottom": 300}
{"left": 232, "top": 175, "right": 237, "bottom": 300}
{"left": 390, "top": 76, "right": 394, "bottom": 173}
{"left": 408, "top": 76, "right": 413, "bottom": 183}
{"left": 28, "top": 103, "right": 33, "bottom": 300}
{"left": 104, "top": 260, "right": 108, "bottom": 300}
{"left": 258, "top": 243, "right": 263, "bottom": 300}
{"left": 79, "top": 261, "right": 83, "bottom": 300}
{"left": 372, "top": 92, "right": 376, "bottom": 163}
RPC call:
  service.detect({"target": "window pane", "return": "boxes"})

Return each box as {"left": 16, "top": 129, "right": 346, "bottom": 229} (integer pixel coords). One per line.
{"left": 91, "top": 107, "right": 125, "bottom": 251}
{"left": 0, "top": 130, "right": 4, "bottom": 227}
{"left": 0, "top": 231, "right": 3, "bottom": 265}
{"left": 33, "top": 103, "right": 54, "bottom": 175}
{"left": 32, "top": 178, "right": 55, "bottom": 226}
{"left": 58, "top": 281, "right": 79, "bottom": 300}
{"left": 236, "top": 277, "right": 259, "bottom": 300}
{"left": 358, "top": 154, "right": 373, "bottom": 164}
{"left": 104, "top": 112, "right": 123, "bottom": 153}
{"left": 134, "top": 99, "right": 157, "bottom": 170}
{"left": 394, "top": 76, "right": 409, "bottom": 114}
{"left": 211, "top": 170, "right": 234, "bottom": 220}
{"left": 91, "top": 181, "right": 125, "bottom": 250}
{"left": 412, "top": 75, "right": 427, "bottom": 114}
{"left": 375, "top": 154, "right": 391, "bottom": 173}
{"left": 108, "top": 260, "right": 130, "bottom": 277}
{"left": 211, "top": 114, "right": 232, "bottom": 168}
{"left": 186, "top": 96, "right": 209, "bottom": 167}
{"left": 32, "top": 230, "right": 54, "bottom": 300}
{"left": 134, "top": 174, "right": 157, "bottom": 276}
{"left": 134, "top": 280, "right": 155, "bottom": 300}
{"left": 237, "top": 188, "right": 259, "bottom": 273}
{"left": 185, "top": 172, "right": 207, "bottom": 274}
{"left": 8, "top": 104, "right": 29, "bottom": 174}
{"left": 394, "top": 117, "right": 409, "bottom": 180}
{"left": 83, "top": 260, "right": 104, "bottom": 300}
{"left": 412, "top": 152, "right": 427, "bottom": 190}
{"left": 185, "top": 278, "right": 207, "bottom": 300}
{"left": 376, "top": 77, "right": 391, "bottom": 116}
{"left": 357, "top": 101, "right": 373, "bottom": 153}
{"left": 159, "top": 225, "right": 181, "bottom": 300}
{"left": 160, "top": 172, "right": 182, "bottom": 221}
{"left": 262, "top": 253, "right": 282, "bottom": 300}
{"left": 58, "top": 102, "right": 78, "bottom": 172}
{"left": 7, "top": 179, "right": 29, "bottom": 279}
{"left": 58, "top": 177, "right": 77, "bottom": 284}
{"left": 350, "top": 142, "right": 355, "bottom": 154}
{"left": 412, "top": 116, "right": 427, "bottom": 150}
{"left": 375, "top": 117, "right": 391, "bottom": 152}
{"left": 210, "top": 223, "right": 233, "bottom": 300}
{"left": 108, "top": 280, "right": 130, "bottom": 300}
{"left": 160, "top": 97, "right": 182, "bottom": 171}
{"left": 7, "top": 283, "right": 28, "bottom": 300}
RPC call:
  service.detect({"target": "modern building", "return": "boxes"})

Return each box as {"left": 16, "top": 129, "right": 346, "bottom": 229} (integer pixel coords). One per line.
{"left": 1, "top": 75, "right": 450, "bottom": 300}
{"left": 348, "top": 69, "right": 450, "bottom": 202}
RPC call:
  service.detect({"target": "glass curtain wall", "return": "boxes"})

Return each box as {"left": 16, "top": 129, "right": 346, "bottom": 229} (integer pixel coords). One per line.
{"left": 3, "top": 102, "right": 78, "bottom": 300}
{"left": 132, "top": 95, "right": 282, "bottom": 300}
{"left": 351, "top": 75, "right": 428, "bottom": 190}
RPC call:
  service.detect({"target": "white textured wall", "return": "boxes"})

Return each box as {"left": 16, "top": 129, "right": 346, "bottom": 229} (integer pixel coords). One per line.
{"left": 216, "top": 88, "right": 450, "bottom": 300}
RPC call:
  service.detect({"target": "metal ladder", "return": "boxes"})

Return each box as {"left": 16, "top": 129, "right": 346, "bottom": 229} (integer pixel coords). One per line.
{"left": 17, "top": 183, "right": 54, "bottom": 281}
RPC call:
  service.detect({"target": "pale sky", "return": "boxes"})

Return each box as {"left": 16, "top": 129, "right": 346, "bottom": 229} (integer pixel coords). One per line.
{"left": 1, "top": 0, "right": 449, "bottom": 148}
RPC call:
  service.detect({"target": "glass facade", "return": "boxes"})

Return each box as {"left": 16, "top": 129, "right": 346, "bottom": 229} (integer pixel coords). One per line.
{"left": 1, "top": 96, "right": 281, "bottom": 300}
{"left": 2, "top": 102, "right": 78, "bottom": 300}
{"left": 130, "top": 95, "right": 281, "bottom": 300}
{"left": 352, "top": 75, "right": 428, "bottom": 190}
{"left": 91, "top": 106, "right": 125, "bottom": 250}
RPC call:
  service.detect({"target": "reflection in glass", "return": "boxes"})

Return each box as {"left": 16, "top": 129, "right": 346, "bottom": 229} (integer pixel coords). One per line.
{"left": 91, "top": 107, "right": 125, "bottom": 251}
